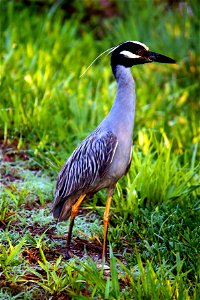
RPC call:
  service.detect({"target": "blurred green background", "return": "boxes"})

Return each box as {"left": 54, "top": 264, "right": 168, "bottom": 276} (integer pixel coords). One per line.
{"left": 0, "top": 0, "right": 199, "bottom": 163}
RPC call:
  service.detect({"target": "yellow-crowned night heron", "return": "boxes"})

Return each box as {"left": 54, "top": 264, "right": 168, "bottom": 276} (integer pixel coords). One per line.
{"left": 52, "top": 41, "right": 175, "bottom": 260}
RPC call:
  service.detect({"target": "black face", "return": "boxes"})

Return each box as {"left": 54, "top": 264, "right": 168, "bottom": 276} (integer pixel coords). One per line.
{"left": 111, "top": 41, "right": 176, "bottom": 74}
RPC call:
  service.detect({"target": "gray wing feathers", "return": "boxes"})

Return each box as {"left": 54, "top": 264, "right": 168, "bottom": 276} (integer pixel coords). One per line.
{"left": 53, "top": 130, "right": 118, "bottom": 211}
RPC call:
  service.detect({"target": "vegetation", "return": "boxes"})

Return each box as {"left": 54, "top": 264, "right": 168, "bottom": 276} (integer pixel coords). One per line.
{"left": 0, "top": 0, "right": 199, "bottom": 299}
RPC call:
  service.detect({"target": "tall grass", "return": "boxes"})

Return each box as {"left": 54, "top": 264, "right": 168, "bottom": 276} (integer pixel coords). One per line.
{"left": 1, "top": 1, "right": 199, "bottom": 162}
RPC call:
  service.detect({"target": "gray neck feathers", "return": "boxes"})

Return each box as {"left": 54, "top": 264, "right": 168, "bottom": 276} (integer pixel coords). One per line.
{"left": 100, "top": 65, "right": 136, "bottom": 136}
{"left": 113, "top": 65, "right": 135, "bottom": 110}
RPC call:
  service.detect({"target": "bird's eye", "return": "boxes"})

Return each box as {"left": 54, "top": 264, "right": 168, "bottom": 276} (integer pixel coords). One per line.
{"left": 137, "top": 49, "right": 146, "bottom": 57}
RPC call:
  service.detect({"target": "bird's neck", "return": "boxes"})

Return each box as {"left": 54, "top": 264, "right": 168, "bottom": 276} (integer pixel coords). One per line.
{"left": 114, "top": 65, "right": 135, "bottom": 107}
{"left": 106, "top": 65, "right": 136, "bottom": 132}
{"left": 99, "top": 65, "right": 136, "bottom": 137}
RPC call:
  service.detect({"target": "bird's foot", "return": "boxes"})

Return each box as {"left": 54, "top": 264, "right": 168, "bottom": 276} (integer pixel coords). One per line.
{"left": 65, "top": 248, "right": 74, "bottom": 260}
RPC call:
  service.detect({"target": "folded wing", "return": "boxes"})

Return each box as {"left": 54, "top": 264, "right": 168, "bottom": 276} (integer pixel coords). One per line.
{"left": 52, "top": 130, "right": 118, "bottom": 220}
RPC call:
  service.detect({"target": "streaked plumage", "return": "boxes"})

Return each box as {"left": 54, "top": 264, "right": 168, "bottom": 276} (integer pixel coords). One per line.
{"left": 52, "top": 41, "right": 175, "bottom": 260}
{"left": 53, "top": 129, "right": 118, "bottom": 221}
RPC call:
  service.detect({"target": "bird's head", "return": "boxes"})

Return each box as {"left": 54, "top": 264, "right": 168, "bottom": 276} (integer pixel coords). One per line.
{"left": 110, "top": 41, "right": 176, "bottom": 73}
{"left": 80, "top": 40, "right": 176, "bottom": 78}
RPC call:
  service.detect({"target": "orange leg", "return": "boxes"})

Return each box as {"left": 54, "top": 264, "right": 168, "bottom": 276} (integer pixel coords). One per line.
{"left": 66, "top": 194, "right": 86, "bottom": 259}
{"left": 102, "top": 188, "right": 114, "bottom": 261}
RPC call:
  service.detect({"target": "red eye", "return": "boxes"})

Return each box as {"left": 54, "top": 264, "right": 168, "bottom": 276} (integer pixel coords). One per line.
{"left": 138, "top": 49, "right": 146, "bottom": 56}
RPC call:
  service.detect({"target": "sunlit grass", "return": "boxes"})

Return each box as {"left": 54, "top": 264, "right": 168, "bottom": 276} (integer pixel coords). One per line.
{"left": 1, "top": 1, "right": 199, "bottom": 161}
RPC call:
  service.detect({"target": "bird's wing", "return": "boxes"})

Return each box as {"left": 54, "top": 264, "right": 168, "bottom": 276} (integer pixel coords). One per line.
{"left": 54, "top": 130, "right": 118, "bottom": 203}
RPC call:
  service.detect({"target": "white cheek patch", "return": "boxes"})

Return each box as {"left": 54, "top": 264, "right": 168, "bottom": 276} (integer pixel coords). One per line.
{"left": 119, "top": 50, "right": 141, "bottom": 59}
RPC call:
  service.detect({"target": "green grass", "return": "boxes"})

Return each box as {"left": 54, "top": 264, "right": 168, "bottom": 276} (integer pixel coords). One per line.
{"left": 0, "top": 0, "right": 200, "bottom": 299}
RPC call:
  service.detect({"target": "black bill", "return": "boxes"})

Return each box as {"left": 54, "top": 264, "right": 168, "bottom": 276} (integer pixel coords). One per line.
{"left": 148, "top": 51, "right": 176, "bottom": 64}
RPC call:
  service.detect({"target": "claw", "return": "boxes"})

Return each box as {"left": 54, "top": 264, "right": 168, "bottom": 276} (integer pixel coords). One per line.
{"left": 65, "top": 248, "right": 74, "bottom": 260}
